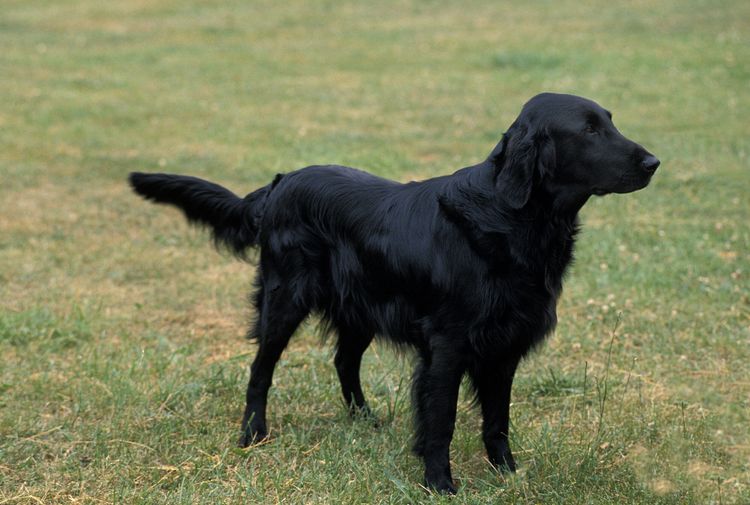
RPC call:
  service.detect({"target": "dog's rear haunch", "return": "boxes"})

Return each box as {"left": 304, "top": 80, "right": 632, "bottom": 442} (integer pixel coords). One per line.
{"left": 129, "top": 93, "right": 658, "bottom": 494}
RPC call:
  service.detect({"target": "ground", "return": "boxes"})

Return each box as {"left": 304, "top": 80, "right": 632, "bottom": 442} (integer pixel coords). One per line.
{"left": 0, "top": 0, "right": 748, "bottom": 503}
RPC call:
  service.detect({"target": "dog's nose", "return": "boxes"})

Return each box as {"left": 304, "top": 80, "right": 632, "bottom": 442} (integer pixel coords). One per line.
{"left": 641, "top": 155, "right": 660, "bottom": 173}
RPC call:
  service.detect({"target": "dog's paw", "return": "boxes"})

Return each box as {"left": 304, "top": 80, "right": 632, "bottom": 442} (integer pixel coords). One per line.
{"left": 237, "top": 424, "right": 268, "bottom": 448}
{"left": 349, "top": 404, "right": 380, "bottom": 428}
{"left": 487, "top": 439, "right": 517, "bottom": 474}
{"left": 492, "top": 448, "right": 516, "bottom": 474}
{"left": 425, "top": 477, "right": 457, "bottom": 495}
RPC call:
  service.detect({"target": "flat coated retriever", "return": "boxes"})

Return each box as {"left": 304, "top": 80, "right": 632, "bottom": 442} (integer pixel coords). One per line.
{"left": 129, "top": 93, "right": 658, "bottom": 493}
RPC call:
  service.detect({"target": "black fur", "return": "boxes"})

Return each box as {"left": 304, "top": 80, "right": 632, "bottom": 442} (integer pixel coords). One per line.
{"left": 129, "top": 93, "right": 658, "bottom": 493}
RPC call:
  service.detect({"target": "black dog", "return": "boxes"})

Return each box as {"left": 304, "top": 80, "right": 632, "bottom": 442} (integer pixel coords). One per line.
{"left": 129, "top": 93, "right": 658, "bottom": 493}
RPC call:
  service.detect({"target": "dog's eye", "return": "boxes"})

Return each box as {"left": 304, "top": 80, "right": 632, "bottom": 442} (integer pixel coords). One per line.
{"left": 584, "top": 125, "right": 598, "bottom": 135}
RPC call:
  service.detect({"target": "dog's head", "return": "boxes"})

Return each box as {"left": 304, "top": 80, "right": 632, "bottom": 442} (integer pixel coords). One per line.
{"left": 490, "top": 93, "right": 659, "bottom": 209}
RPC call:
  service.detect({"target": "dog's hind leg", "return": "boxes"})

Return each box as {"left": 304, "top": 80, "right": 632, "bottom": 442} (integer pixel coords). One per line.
{"left": 238, "top": 277, "right": 308, "bottom": 447}
{"left": 334, "top": 327, "right": 374, "bottom": 417}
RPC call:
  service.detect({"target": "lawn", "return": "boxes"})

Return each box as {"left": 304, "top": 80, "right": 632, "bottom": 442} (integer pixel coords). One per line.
{"left": 1, "top": 0, "right": 748, "bottom": 503}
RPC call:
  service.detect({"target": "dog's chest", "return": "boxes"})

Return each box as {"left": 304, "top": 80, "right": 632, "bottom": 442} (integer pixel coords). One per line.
{"left": 499, "top": 222, "right": 577, "bottom": 343}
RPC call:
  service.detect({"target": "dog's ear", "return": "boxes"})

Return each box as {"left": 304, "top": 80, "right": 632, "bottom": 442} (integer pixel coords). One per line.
{"left": 491, "top": 123, "right": 555, "bottom": 209}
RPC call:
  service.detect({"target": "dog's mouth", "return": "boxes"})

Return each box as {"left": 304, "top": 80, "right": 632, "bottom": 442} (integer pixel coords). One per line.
{"left": 597, "top": 164, "right": 655, "bottom": 195}
{"left": 601, "top": 155, "right": 659, "bottom": 195}
{"left": 611, "top": 171, "right": 654, "bottom": 194}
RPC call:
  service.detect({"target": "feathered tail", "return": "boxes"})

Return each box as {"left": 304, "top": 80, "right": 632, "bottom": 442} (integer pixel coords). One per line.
{"left": 128, "top": 172, "right": 271, "bottom": 256}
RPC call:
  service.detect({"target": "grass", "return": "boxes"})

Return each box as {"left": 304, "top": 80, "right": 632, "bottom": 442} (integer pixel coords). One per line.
{"left": 1, "top": 0, "right": 748, "bottom": 502}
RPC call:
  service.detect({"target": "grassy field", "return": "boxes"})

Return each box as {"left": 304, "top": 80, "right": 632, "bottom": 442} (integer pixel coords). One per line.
{"left": 1, "top": 0, "right": 748, "bottom": 503}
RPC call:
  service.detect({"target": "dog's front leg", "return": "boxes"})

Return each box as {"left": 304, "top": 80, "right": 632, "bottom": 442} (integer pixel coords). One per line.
{"left": 414, "top": 343, "right": 466, "bottom": 494}
{"left": 472, "top": 358, "right": 520, "bottom": 473}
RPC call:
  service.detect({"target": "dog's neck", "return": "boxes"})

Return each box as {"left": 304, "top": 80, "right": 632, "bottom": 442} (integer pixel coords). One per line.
{"left": 537, "top": 179, "right": 592, "bottom": 216}
{"left": 506, "top": 190, "right": 581, "bottom": 275}
{"left": 439, "top": 162, "right": 582, "bottom": 277}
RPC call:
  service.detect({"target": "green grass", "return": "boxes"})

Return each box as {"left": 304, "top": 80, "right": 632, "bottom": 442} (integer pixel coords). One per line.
{"left": 1, "top": 0, "right": 748, "bottom": 502}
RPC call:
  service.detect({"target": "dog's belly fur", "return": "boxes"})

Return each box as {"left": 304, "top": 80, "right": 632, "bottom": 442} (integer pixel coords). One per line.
{"left": 263, "top": 229, "right": 563, "bottom": 363}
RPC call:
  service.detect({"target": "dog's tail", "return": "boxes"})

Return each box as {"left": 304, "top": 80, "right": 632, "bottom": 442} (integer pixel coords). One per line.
{"left": 128, "top": 172, "right": 272, "bottom": 257}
